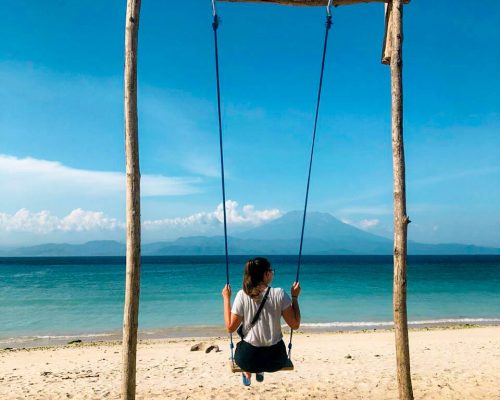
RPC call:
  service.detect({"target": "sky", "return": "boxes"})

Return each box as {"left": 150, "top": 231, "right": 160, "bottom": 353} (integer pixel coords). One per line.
{"left": 0, "top": 0, "right": 499, "bottom": 247}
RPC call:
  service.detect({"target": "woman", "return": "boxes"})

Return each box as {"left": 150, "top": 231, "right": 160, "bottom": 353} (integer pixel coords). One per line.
{"left": 222, "top": 257, "right": 301, "bottom": 386}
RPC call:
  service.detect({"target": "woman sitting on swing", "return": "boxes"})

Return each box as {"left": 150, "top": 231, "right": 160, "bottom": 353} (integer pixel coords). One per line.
{"left": 222, "top": 257, "right": 301, "bottom": 386}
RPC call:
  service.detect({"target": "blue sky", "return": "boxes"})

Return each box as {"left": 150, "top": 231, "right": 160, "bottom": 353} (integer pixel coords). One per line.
{"left": 0, "top": 0, "right": 499, "bottom": 247}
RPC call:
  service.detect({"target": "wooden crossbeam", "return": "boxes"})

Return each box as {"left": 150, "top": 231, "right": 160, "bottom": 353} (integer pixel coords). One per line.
{"left": 218, "top": 0, "right": 410, "bottom": 6}
{"left": 217, "top": 0, "right": 410, "bottom": 65}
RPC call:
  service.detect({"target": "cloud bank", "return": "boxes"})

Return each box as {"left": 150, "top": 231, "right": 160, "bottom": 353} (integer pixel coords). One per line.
{"left": 0, "top": 201, "right": 282, "bottom": 245}
{"left": 144, "top": 200, "right": 282, "bottom": 230}
{"left": 0, "top": 208, "right": 124, "bottom": 234}
{"left": 0, "top": 155, "right": 201, "bottom": 198}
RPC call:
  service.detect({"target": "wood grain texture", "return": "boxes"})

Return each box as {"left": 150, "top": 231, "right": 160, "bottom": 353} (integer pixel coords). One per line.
{"left": 390, "top": 0, "right": 414, "bottom": 399}
{"left": 122, "top": 1, "right": 142, "bottom": 399}
{"left": 381, "top": 3, "right": 392, "bottom": 64}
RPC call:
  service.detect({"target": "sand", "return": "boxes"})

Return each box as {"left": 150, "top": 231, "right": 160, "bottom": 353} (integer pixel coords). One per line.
{"left": 1, "top": 326, "right": 498, "bottom": 399}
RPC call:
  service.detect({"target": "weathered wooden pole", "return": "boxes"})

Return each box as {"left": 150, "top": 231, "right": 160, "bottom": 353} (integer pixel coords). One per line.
{"left": 388, "top": 0, "right": 413, "bottom": 399}
{"left": 122, "top": 0, "right": 142, "bottom": 399}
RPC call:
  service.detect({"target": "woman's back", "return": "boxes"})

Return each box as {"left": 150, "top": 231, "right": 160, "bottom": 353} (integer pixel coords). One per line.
{"left": 232, "top": 287, "right": 291, "bottom": 347}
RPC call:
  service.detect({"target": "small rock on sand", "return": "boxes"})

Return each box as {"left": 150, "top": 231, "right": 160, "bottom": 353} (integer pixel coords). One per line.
{"left": 190, "top": 343, "right": 202, "bottom": 351}
{"left": 205, "top": 345, "right": 219, "bottom": 354}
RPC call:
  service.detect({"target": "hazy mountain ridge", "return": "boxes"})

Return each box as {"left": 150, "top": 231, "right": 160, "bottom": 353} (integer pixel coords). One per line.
{"left": 2, "top": 241, "right": 126, "bottom": 257}
{"left": 1, "top": 212, "right": 498, "bottom": 256}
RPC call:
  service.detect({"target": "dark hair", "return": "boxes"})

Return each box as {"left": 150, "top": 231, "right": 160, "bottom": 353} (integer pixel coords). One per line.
{"left": 243, "top": 257, "right": 271, "bottom": 300}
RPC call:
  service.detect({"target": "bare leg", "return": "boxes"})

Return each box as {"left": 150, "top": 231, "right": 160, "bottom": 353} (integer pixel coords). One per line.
{"left": 244, "top": 372, "right": 251, "bottom": 379}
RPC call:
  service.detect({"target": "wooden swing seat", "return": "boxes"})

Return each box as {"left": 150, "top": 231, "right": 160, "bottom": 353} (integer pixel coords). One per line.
{"left": 230, "top": 358, "right": 294, "bottom": 373}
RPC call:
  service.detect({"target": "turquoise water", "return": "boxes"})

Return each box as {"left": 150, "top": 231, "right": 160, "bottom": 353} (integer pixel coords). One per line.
{"left": 0, "top": 255, "right": 499, "bottom": 345}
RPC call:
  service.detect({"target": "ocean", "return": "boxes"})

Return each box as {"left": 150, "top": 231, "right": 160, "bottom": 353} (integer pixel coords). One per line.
{"left": 1, "top": 255, "right": 499, "bottom": 347}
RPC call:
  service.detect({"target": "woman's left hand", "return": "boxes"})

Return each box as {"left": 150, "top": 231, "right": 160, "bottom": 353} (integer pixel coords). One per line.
{"left": 222, "top": 284, "right": 231, "bottom": 300}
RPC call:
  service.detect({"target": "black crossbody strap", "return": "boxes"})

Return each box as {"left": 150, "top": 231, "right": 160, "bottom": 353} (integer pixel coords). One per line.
{"left": 239, "top": 286, "right": 271, "bottom": 339}
{"left": 250, "top": 286, "right": 271, "bottom": 326}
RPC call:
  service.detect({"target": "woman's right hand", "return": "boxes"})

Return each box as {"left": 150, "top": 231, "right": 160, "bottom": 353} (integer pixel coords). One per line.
{"left": 222, "top": 284, "right": 231, "bottom": 300}
{"left": 291, "top": 281, "right": 301, "bottom": 299}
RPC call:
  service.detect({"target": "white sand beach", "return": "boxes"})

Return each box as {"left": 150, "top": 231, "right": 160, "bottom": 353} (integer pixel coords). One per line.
{"left": 1, "top": 326, "right": 498, "bottom": 399}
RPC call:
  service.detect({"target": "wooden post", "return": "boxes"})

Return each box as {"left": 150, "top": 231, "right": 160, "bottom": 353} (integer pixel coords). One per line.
{"left": 389, "top": 0, "right": 413, "bottom": 399}
{"left": 381, "top": 2, "right": 393, "bottom": 64}
{"left": 122, "top": 1, "right": 142, "bottom": 399}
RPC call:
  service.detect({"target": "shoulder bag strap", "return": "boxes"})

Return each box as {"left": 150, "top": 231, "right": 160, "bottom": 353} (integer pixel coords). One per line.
{"left": 242, "top": 286, "right": 271, "bottom": 338}
{"left": 250, "top": 286, "right": 271, "bottom": 325}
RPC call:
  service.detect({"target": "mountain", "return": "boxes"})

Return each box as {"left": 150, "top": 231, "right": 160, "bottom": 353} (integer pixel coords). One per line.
{"left": 1, "top": 211, "right": 498, "bottom": 256}
{"left": 238, "top": 211, "right": 392, "bottom": 254}
{"left": 407, "top": 241, "right": 500, "bottom": 255}
{"left": 237, "top": 212, "right": 500, "bottom": 254}
{"left": 1, "top": 240, "right": 126, "bottom": 257}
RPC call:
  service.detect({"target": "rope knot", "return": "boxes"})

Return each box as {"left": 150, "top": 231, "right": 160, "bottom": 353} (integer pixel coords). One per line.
{"left": 326, "top": 15, "right": 333, "bottom": 30}
{"left": 212, "top": 15, "right": 219, "bottom": 31}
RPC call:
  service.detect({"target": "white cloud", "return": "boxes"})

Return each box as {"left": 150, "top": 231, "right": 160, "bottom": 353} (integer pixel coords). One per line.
{"left": 144, "top": 200, "right": 282, "bottom": 231}
{"left": 216, "top": 201, "right": 282, "bottom": 225}
{"left": 59, "top": 209, "right": 124, "bottom": 231}
{"left": 358, "top": 219, "right": 380, "bottom": 229}
{"left": 0, "top": 154, "right": 201, "bottom": 198}
{"left": 0, "top": 208, "right": 123, "bottom": 233}
{"left": 341, "top": 218, "right": 380, "bottom": 230}
{"left": 0, "top": 201, "right": 282, "bottom": 243}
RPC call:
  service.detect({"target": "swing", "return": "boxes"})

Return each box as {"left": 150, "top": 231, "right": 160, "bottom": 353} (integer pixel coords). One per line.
{"left": 211, "top": 0, "right": 333, "bottom": 373}
{"left": 230, "top": 358, "right": 295, "bottom": 373}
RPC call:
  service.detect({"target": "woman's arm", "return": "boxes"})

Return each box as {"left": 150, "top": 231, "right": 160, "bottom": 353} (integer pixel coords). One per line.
{"left": 222, "top": 284, "right": 242, "bottom": 333}
{"left": 282, "top": 282, "right": 301, "bottom": 330}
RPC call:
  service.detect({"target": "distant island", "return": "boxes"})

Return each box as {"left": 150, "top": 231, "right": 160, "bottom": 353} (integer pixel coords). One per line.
{"left": 1, "top": 212, "right": 499, "bottom": 257}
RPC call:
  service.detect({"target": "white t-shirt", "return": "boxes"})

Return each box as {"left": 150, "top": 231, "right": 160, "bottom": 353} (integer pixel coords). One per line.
{"left": 231, "top": 287, "right": 292, "bottom": 347}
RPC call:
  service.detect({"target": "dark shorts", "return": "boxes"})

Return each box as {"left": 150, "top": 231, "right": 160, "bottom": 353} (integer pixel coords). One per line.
{"left": 234, "top": 339, "right": 288, "bottom": 373}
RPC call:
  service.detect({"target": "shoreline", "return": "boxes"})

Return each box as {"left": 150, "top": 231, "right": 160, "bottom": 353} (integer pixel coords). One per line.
{"left": 2, "top": 320, "right": 499, "bottom": 350}
{"left": 1, "top": 325, "right": 498, "bottom": 399}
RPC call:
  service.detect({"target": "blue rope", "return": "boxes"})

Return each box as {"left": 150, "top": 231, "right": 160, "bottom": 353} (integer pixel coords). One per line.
{"left": 212, "top": 15, "right": 229, "bottom": 286}
{"left": 212, "top": 8, "right": 332, "bottom": 365}
{"left": 288, "top": 13, "right": 333, "bottom": 360}
{"left": 212, "top": 13, "right": 235, "bottom": 365}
